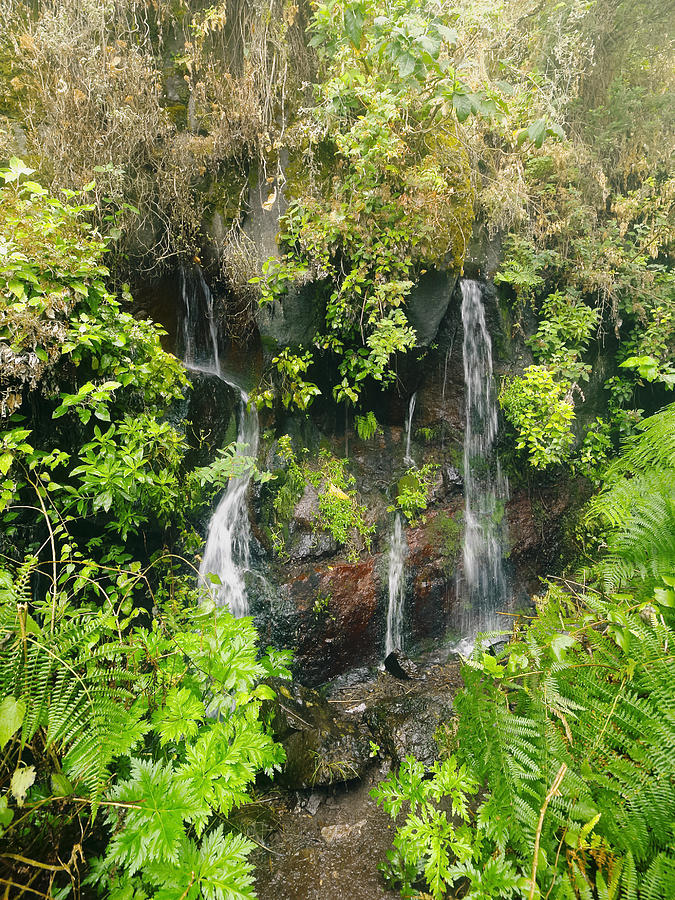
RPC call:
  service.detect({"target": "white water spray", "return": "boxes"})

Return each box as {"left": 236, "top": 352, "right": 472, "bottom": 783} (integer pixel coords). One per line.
{"left": 460, "top": 279, "right": 509, "bottom": 635}
{"left": 180, "top": 267, "right": 221, "bottom": 375}
{"left": 385, "top": 513, "right": 408, "bottom": 656}
{"left": 180, "top": 267, "right": 258, "bottom": 617}
{"left": 199, "top": 391, "right": 258, "bottom": 617}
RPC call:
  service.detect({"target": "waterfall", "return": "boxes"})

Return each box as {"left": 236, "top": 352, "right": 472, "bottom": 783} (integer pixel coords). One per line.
{"left": 180, "top": 266, "right": 220, "bottom": 374}
{"left": 199, "top": 389, "right": 258, "bottom": 617}
{"left": 179, "top": 266, "right": 258, "bottom": 617}
{"left": 460, "top": 279, "right": 509, "bottom": 634}
{"left": 404, "top": 392, "right": 417, "bottom": 466}
{"left": 385, "top": 513, "right": 408, "bottom": 656}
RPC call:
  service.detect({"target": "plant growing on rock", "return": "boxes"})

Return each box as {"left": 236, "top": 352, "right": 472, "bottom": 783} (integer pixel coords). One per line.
{"left": 307, "top": 451, "right": 375, "bottom": 562}
{"left": 390, "top": 463, "right": 438, "bottom": 525}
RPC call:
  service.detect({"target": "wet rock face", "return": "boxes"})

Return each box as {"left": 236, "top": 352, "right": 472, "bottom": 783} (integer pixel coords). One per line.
{"left": 265, "top": 657, "right": 462, "bottom": 790}
{"left": 264, "top": 556, "right": 383, "bottom": 687}
{"left": 266, "top": 680, "right": 374, "bottom": 789}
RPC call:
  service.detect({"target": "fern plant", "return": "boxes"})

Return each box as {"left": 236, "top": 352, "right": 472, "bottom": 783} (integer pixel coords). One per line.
{"left": 585, "top": 402, "right": 675, "bottom": 592}
{"left": 0, "top": 552, "right": 291, "bottom": 898}
{"left": 376, "top": 580, "right": 675, "bottom": 899}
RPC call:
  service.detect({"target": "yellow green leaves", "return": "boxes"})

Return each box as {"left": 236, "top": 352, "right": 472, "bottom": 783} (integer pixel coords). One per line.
{"left": 152, "top": 688, "right": 205, "bottom": 746}
{"left": 0, "top": 696, "right": 25, "bottom": 748}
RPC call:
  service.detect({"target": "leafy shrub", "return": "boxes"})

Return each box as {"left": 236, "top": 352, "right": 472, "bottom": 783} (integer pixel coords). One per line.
{"left": 0, "top": 554, "right": 290, "bottom": 898}
{"left": 500, "top": 366, "right": 575, "bottom": 468}
{"left": 390, "top": 463, "right": 438, "bottom": 525}
{"left": 307, "top": 451, "right": 374, "bottom": 561}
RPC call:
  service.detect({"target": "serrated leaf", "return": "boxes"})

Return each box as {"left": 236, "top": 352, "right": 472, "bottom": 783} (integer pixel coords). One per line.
{"left": 550, "top": 633, "right": 575, "bottom": 661}
{"left": 527, "top": 118, "right": 547, "bottom": 148}
{"left": 0, "top": 796, "right": 13, "bottom": 830}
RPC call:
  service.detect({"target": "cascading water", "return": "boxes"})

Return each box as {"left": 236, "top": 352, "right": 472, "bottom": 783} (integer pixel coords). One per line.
{"left": 199, "top": 391, "right": 258, "bottom": 617}
{"left": 404, "top": 392, "right": 417, "bottom": 466}
{"left": 385, "top": 513, "right": 408, "bottom": 656}
{"left": 179, "top": 266, "right": 258, "bottom": 617}
{"left": 179, "top": 266, "right": 221, "bottom": 375}
{"left": 460, "top": 279, "right": 509, "bottom": 635}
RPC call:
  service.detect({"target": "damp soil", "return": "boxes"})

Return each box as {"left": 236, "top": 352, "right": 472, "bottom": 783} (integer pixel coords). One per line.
{"left": 253, "top": 655, "right": 464, "bottom": 900}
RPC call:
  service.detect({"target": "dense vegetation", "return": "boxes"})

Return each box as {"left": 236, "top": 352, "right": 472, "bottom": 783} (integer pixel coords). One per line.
{"left": 0, "top": 0, "right": 673, "bottom": 898}
{"left": 0, "top": 163, "right": 290, "bottom": 898}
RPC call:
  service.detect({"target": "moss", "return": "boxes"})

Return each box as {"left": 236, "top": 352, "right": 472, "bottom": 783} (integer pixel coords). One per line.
{"left": 430, "top": 511, "right": 463, "bottom": 575}
{"left": 165, "top": 103, "right": 188, "bottom": 128}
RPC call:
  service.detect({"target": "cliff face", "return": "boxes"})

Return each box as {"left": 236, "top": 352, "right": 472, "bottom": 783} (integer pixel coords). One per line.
{"left": 165, "top": 271, "right": 584, "bottom": 685}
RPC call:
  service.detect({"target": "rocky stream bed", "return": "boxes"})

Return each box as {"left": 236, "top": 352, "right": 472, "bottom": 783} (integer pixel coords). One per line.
{"left": 250, "top": 651, "right": 465, "bottom": 899}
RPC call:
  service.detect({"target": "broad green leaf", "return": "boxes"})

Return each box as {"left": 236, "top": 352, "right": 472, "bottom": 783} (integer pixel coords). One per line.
{"left": 527, "top": 118, "right": 547, "bottom": 148}
{"left": 52, "top": 773, "right": 75, "bottom": 797}
{"left": 0, "top": 696, "right": 25, "bottom": 748}
{"left": 453, "top": 92, "right": 473, "bottom": 123}
{"left": 344, "top": 5, "right": 364, "bottom": 48}
{"left": 0, "top": 796, "right": 13, "bottom": 830}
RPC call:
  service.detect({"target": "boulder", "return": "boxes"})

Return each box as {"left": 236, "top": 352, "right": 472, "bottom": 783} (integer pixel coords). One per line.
{"left": 265, "top": 680, "right": 374, "bottom": 789}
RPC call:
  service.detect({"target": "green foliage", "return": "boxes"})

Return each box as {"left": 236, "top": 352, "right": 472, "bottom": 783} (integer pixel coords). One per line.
{"left": 254, "top": 348, "right": 321, "bottom": 412}
{"left": 307, "top": 451, "right": 375, "bottom": 561}
{"left": 430, "top": 512, "right": 462, "bottom": 576}
{"left": 354, "top": 410, "right": 382, "bottom": 441}
{"left": 379, "top": 395, "right": 675, "bottom": 899}
{"left": 390, "top": 463, "right": 438, "bottom": 525}
{"left": 528, "top": 290, "right": 600, "bottom": 387}
{"left": 267, "top": 438, "right": 373, "bottom": 562}
{"left": 372, "top": 756, "right": 522, "bottom": 900}
{"left": 0, "top": 159, "right": 187, "bottom": 419}
{"left": 585, "top": 402, "right": 675, "bottom": 592}
{"left": 257, "top": 0, "right": 496, "bottom": 405}
{"left": 500, "top": 366, "right": 575, "bottom": 469}
{"left": 378, "top": 578, "right": 675, "bottom": 899}
{"left": 0, "top": 552, "right": 290, "bottom": 898}
{"left": 0, "top": 163, "right": 290, "bottom": 896}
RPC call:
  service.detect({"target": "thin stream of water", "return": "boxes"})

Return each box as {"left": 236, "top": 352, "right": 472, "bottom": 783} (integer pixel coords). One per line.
{"left": 403, "top": 392, "right": 417, "bottom": 466}
{"left": 385, "top": 513, "right": 408, "bottom": 656}
{"left": 180, "top": 266, "right": 258, "bottom": 617}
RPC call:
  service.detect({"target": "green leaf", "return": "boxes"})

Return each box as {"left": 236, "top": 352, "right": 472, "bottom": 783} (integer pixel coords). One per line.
{"left": 0, "top": 796, "right": 13, "bottom": 830}
{"left": 550, "top": 633, "right": 575, "bottom": 661}
{"left": 153, "top": 688, "right": 205, "bottom": 745}
{"left": 344, "top": 5, "right": 364, "bottom": 48}
{"left": 453, "top": 92, "right": 473, "bottom": 123}
{"left": 0, "top": 697, "right": 25, "bottom": 748}
{"left": 527, "top": 118, "right": 547, "bottom": 148}
{"left": 436, "top": 24, "right": 458, "bottom": 44}
{"left": 52, "top": 773, "right": 75, "bottom": 797}
{"left": 654, "top": 587, "right": 675, "bottom": 607}
{"left": 7, "top": 279, "right": 25, "bottom": 299}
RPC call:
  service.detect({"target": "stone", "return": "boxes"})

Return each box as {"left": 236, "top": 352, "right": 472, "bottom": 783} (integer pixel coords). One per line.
{"left": 384, "top": 649, "right": 418, "bottom": 680}
{"left": 406, "top": 269, "right": 458, "bottom": 348}
{"left": 320, "top": 820, "right": 367, "bottom": 844}
{"left": 264, "top": 680, "right": 374, "bottom": 789}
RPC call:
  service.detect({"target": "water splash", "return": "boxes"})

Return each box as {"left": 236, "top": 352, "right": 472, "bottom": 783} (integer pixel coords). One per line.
{"left": 460, "top": 279, "right": 509, "bottom": 635}
{"left": 404, "top": 392, "right": 417, "bottom": 466}
{"left": 385, "top": 513, "right": 408, "bottom": 656}
{"left": 179, "top": 266, "right": 258, "bottom": 617}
